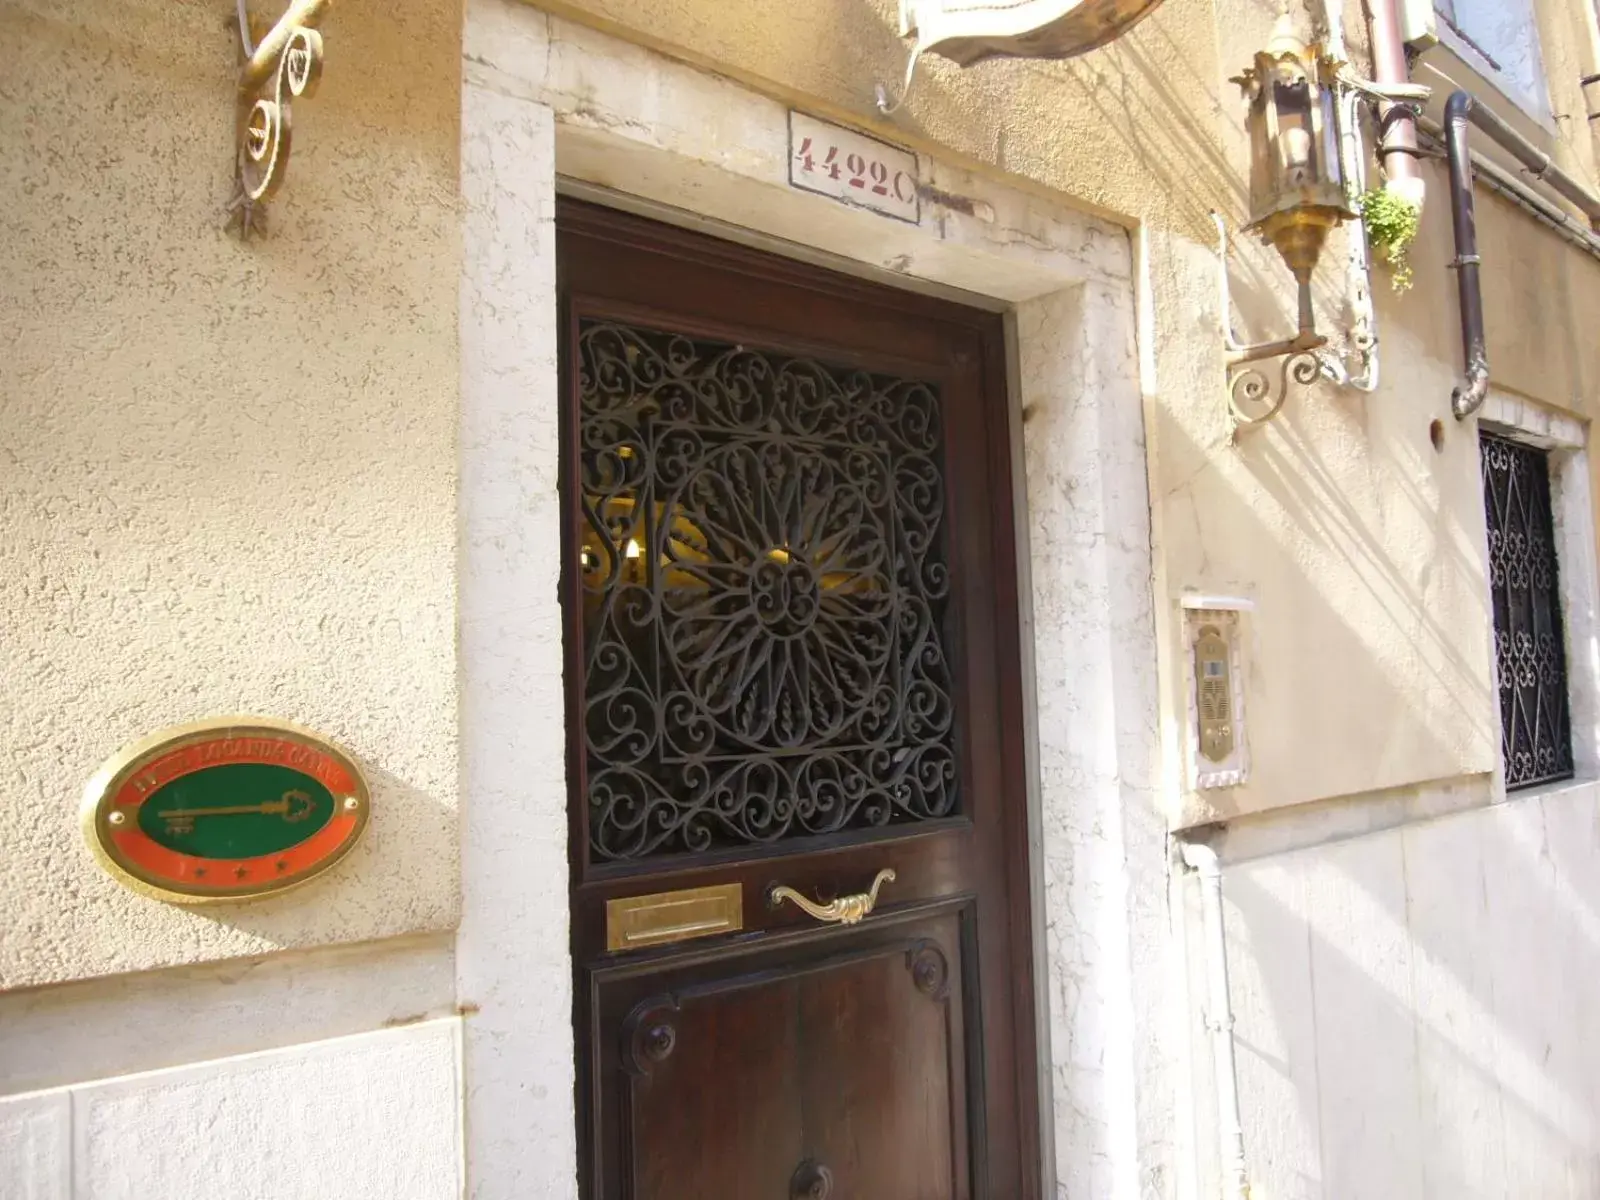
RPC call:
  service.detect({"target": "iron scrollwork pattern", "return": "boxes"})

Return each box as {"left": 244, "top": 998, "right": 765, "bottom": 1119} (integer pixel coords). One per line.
{"left": 228, "top": 1, "right": 330, "bottom": 238}
{"left": 1482, "top": 433, "right": 1573, "bottom": 790}
{"left": 1226, "top": 351, "right": 1321, "bottom": 432}
{"left": 576, "top": 321, "right": 957, "bottom": 861}
{"left": 238, "top": 25, "right": 323, "bottom": 207}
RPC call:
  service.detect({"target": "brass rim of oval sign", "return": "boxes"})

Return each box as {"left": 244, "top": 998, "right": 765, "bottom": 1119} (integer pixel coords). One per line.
{"left": 80, "top": 716, "right": 370, "bottom": 905}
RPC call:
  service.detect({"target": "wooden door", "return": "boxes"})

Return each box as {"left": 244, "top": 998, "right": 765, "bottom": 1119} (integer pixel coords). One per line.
{"left": 559, "top": 199, "right": 1040, "bottom": 1200}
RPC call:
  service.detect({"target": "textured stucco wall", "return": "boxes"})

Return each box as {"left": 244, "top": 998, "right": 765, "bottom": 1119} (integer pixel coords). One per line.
{"left": 1154, "top": 0, "right": 1600, "bottom": 823}
{"left": 0, "top": 0, "right": 462, "bottom": 988}
{"left": 529, "top": 0, "right": 1227, "bottom": 236}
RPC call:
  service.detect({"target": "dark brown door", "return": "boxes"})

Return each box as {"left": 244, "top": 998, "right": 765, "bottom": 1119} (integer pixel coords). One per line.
{"left": 559, "top": 199, "right": 1040, "bottom": 1200}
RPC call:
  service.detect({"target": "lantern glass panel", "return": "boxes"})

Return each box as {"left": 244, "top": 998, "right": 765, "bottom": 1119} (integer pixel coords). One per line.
{"left": 1245, "top": 88, "right": 1273, "bottom": 224}
{"left": 1272, "top": 77, "right": 1316, "bottom": 192}
{"left": 1318, "top": 86, "right": 1344, "bottom": 193}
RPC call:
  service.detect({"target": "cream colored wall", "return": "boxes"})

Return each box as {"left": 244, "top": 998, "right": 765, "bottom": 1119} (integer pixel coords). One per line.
{"left": 0, "top": 0, "right": 462, "bottom": 989}
{"left": 1146, "top": 0, "right": 1600, "bottom": 822}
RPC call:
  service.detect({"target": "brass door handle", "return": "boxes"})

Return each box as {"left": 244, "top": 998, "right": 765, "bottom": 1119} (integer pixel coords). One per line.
{"left": 769, "top": 868, "right": 895, "bottom": 926}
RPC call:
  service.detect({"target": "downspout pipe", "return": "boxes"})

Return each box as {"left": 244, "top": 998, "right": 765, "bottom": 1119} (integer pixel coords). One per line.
{"left": 1443, "top": 88, "right": 1600, "bottom": 417}
{"left": 1180, "top": 840, "right": 1249, "bottom": 1200}
{"left": 1364, "top": 0, "right": 1425, "bottom": 210}
{"left": 1419, "top": 115, "right": 1600, "bottom": 262}
{"left": 1444, "top": 91, "right": 1490, "bottom": 418}
{"left": 1456, "top": 99, "right": 1600, "bottom": 226}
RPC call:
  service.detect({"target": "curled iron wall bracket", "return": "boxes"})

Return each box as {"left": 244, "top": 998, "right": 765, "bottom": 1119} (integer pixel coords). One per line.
{"left": 1211, "top": 213, "right": 1328, "bottom": 440}
{"left": 228, "top": 0, "right": 332, "bottom": 238}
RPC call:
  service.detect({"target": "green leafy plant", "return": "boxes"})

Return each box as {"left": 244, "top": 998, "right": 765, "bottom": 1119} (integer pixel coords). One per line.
{"left": 1360, "top": 186, "right": 1420, "bottom": 293}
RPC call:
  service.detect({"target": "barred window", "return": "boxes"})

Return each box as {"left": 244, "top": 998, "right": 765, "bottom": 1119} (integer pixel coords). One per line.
{"left": 1481, "top": 432, "right": 1574, "bottom": 790}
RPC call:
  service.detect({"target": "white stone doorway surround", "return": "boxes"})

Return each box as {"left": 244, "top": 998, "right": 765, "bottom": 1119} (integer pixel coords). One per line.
{"left": 456, "top": 2, "right": 1172, "bottom": 1195}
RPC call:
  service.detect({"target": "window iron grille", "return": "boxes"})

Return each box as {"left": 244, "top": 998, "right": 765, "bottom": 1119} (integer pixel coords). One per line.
{"left": 1481, "top": 432, "right": 1573, "bottom": 790}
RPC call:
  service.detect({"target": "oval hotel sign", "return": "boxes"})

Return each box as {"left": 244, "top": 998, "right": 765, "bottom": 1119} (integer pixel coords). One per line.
{"left": 82, "top": 718, "right": 369, "bottom": 903}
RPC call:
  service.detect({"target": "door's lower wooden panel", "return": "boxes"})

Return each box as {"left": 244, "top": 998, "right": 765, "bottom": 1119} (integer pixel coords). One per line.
{"left": 794, "top": 936, "right": 962, "bottom": 1200}
{"left": 591, "top": 907, "right": 972, "bottom": 1200}
{"left": 625, "top": 985, "right": 803, "bottom": 1198}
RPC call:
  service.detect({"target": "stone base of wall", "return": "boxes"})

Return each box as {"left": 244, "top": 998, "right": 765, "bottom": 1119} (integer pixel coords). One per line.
{"left": 0, "top": 1021, "right": 462, "bottom": 1200}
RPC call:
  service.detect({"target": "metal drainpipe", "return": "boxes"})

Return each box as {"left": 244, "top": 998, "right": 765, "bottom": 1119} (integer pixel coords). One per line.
{"left": 1419, "top": 116, "right": 1600, "bottom": 262}
{"left": 1364, "top": 0, "right": 1424, "bottom": 209}
{"left": 1456, "top": 98, "right": 1600, "bottom": 225}
{"left": 1180, "top": 840, "right": 1250, "bottom": 1200}
{"left": 1443, "top": 91, "right": 1490, "bottom": 418}
{"left": 1441, "top": 89, "right": 1600, "bottom": 418}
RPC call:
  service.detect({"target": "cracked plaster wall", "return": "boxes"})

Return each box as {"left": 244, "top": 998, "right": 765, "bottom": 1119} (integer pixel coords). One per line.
{"left": 0, "top": 0, "right": 463, "bottom": 988}
{"left": 1018, "top": 284, "right": 1171, "bottom": 1199}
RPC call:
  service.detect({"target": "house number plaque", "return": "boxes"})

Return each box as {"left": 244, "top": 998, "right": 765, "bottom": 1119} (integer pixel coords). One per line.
{"left": 81, "top": 718, "right": 369, "bottom": 903}
{"left": 788, "top": 112, "right": 920, "bottom": 224}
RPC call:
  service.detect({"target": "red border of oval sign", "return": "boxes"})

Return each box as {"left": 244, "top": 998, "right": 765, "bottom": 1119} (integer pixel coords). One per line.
{"left": 81, "top": 718, "right": 370, "bottom": 904}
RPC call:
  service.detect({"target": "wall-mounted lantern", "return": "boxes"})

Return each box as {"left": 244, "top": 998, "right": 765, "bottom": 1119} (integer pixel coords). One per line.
{"left": 880, "top": 0, "right": 1169, "bottom": 110}
{"left": 1216, "top": 18, "right": 1355, "bottom": 432}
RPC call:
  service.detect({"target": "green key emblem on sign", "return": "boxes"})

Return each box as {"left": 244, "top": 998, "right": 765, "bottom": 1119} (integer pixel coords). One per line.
{"left": 82, "top": 718, "right": 370, "bottom": 903}
{"left": 139, "top": 764, "right": 335, "bottom": 856}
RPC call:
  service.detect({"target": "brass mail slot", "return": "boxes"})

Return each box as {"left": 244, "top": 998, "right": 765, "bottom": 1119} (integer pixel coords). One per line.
{"left": 606, "top": 882, "right": 744, "bottom": 951}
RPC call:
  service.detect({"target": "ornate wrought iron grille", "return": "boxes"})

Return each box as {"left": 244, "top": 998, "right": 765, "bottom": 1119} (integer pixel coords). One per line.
{"left": 1481, "top": 433, "right": 1573, "bottom": 791}
{"left": 575, "top": 320, "right": 958, "bottom": 862}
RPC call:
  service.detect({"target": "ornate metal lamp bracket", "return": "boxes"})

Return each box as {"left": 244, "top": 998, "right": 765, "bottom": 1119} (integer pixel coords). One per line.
{"left": 1211, "top": 212, "right": 1328, "bottom": 439}
{"left": 229, "top": 0, "right": 331, "bottom": 238}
